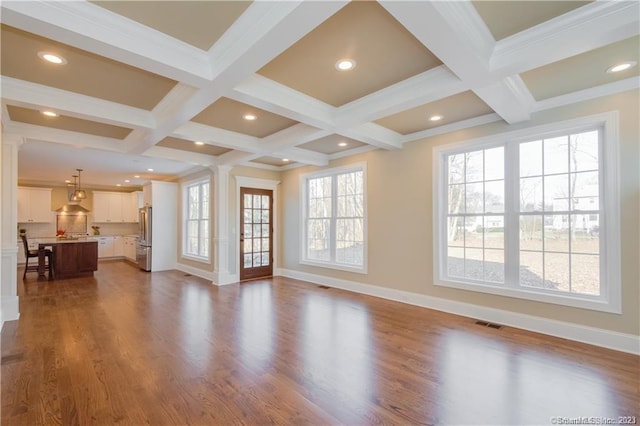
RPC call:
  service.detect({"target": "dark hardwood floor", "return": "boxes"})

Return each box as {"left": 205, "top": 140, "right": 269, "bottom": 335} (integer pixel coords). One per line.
{"left": 2, "top": 261, "right": 638, "bottom": 425}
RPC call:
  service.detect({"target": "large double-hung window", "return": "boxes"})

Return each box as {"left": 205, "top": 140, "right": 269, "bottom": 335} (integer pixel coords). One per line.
{"left": 301, "top": 164, "right": 367, "bottom": 273}
{"left": 434, "top": 114, "right": 620, "bottom": 313}
{"left": 183, "top": 178, "right": 210, "bottom": 261}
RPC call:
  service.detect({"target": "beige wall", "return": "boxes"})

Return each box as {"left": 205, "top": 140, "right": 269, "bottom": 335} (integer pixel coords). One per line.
{"left": 279, "top": 90, "right": 640, "bottom": 336}
{"left": 176, "top": 165, "right": 282, "bottom": 276}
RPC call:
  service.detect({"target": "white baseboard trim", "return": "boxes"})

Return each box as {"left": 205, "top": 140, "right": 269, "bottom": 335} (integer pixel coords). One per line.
{"left": 175, "top": 263, "right": 214, "bottom": 282}
{"left": 1, "top": 296, "right": 20, "bottom": 330}
{"left": 276, "top": 268, "right": 639, "bottom": 355}
{"left": 212, "top": 271, "right": 238, "bottom": 286}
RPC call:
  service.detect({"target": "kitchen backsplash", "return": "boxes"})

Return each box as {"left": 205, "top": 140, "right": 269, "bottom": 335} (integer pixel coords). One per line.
{"left": 19, "top": 221, "right": 138, "bottom": 238}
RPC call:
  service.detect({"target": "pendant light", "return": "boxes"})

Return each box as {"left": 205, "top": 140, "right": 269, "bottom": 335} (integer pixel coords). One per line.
{"left": 74, "top": 168, "right": 87, "bottom": 200}
{"left": 69, "top": 175, "right": 80, "bottom": 201}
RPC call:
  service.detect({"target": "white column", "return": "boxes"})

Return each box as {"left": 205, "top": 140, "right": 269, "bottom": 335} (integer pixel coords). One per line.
{"left": 1, "top": 135, "right": 22, "bottom": 327}
{"left": 211, "top": 165, "right": 235, "bottom": 285}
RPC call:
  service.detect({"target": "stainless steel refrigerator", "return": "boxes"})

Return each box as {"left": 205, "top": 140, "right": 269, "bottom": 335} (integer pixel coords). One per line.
{"left": 137, "top": 206, "right": 152, "bottom": 271}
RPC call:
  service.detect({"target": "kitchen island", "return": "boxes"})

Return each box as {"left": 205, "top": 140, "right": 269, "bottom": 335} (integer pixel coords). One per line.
{"left": 35, "top": 237, "right": 98, "bottom": 279}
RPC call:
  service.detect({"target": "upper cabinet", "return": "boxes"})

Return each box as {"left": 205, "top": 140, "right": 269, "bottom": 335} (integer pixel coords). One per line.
{"left": 18, "top": 187, "right": 52, "bottom": 223}
{"left": 92, "top": 191, "right": 141, "bottom": 223}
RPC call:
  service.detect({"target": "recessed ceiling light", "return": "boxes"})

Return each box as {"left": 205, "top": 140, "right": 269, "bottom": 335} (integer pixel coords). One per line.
{"left": 282, "top": 158, "right": 290, "bottom": 162}
{"left": 42, "top": 110, "right": 58, "bottom": 117}
{"left": 124, "top": 179, "right": 130, "bottom": 183}
{"left": 134, "top": 175, "right": 140, "bottom": 178}
{"left": 430, "top": 115, "right": 443, "bottom": 121}
{"left": 116, "top": 184, "right": 122, "bottom": 187}
{"left": 338, "top": 142, "right": 348, "bottom": 147}
{"left": 194, "top": 141, "right": 205, "bottom": 146}
{"left": 606, "top": 61, "right": 637, "bottom": 74}
{"left": 335, "top": 59, "right": 356, "bottom": 71}
{"left": 243, "top": 114, "right": 257, "bottom": 121}
{"left": 37, "top": 51, "right": 67, "bottom": 65}
{"left": 147, "top": 168, "right": 154, "bottom": 172}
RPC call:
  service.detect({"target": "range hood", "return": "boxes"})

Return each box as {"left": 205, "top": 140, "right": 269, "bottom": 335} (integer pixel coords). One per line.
{"left": 56, "top": 202, "right": 90, "bottom": 213}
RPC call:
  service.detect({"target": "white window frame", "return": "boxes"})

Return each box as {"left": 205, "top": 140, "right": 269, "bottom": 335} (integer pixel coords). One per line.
{"left": 182, "top": 177, "right": 211, "bottom": 262}
{"left": 300, "top": 162, "right": 368, "bottom": 274}
{"left": 433, "top": 112, "right": 621, "bottom": 313}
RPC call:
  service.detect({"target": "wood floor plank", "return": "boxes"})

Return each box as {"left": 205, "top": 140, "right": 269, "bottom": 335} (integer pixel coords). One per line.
{"left": 2, "top": 261, "right": 638, "bottom": 425}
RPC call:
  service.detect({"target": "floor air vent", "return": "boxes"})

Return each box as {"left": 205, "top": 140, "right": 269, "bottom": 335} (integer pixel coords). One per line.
{"left": 184, "top": 274, "right": 192, "bottom": 277}
{"left": 475, "top": 320, "right": 503, "bottom": 330}
{"left": 318, "top": 285, "right": 330, "bottom": 289}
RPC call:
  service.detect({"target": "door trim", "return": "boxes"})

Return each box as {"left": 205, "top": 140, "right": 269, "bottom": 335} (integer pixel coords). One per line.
{"left": 235, "top": 177, "right": 280, "bottom": 281}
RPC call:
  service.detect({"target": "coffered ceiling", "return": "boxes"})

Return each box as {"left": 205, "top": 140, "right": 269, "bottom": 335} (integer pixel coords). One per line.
{"left": 1, "top": 0, "right": 638, "bottom": 189}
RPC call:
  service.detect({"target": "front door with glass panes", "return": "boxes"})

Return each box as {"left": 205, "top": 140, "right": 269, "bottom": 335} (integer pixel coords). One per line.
{"left": 240, "top": 188, "right": 273, "bottom": 280}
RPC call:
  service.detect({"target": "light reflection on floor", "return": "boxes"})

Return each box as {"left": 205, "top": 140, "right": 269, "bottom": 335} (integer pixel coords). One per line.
{"left": 236, "top": 282, "right": 275, "bottom": 370}
{"left": 436, "top": 329, "right": 615, "bottom": 424}
{"left": 300, "top": 293, "right": 374, "bottom": 414}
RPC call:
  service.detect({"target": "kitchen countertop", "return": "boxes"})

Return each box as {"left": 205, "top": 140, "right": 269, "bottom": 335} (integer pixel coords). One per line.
{"left": 35, "top": 237, "right": 99, "bottom": 244}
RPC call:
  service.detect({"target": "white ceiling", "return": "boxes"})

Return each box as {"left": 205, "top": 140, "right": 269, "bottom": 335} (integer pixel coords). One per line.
{"left": 1, "top": 1, "right": 638, "bottom": 190}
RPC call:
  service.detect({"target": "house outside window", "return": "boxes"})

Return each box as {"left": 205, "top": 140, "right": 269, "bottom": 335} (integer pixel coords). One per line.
{"left": 183, "top": 178, "right": 210, "bottom": 261}
{"left": 301, "top": 163, "right": 367, "bottom": 273}
{"left": 433, "top": 113, "right": 620, "bottom": 313}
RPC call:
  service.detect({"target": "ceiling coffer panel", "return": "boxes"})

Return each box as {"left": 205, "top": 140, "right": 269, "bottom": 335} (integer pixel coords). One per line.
{"left": 192, "top": 97, "right": 298, "bottom": 138}
{"left": 252, "top": 157, "right": 296, "bottom": 167}
{"left": 158, "top": 137, "right": 232, "bottom": 157}
{"left": 521, "top": 36, "right": 640, "bottom": 101}
{"left": 0, "top": 25, "right": 177, "bottom": 110}
{"left": 471, "top": 1, "right": 592, "bottom": 41}
{"left": 298, "top": 135, "right": 366, "bottom": 155}
{"left": 7, "top": 106, "right": 133, "bottom": 139}
{"left": 258, "top": 1, "right": 442, "bottom": 107}
{"left": 375, "top": 91, "right": 494, "bottom": 135}
{"left": 91, "top": 1, "right": 252, "bottom": 51}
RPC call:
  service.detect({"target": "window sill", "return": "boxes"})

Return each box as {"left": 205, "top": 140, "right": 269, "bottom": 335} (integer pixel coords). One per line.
{"left": 181, "top": 254, "right": 210, "bottom": 264}
{"left": 434, "top": 277, "right": 620, "bottom": 314}
{"left": 300, "top": 259, "right": 367, "bottom": 275}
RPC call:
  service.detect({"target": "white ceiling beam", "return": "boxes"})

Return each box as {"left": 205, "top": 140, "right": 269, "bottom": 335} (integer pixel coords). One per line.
{"left": 143, "top": 146, "right": 218, "bottom": 167}
{"left": 492, "top": 1, "right": 640, "bottom": 75}
{"left": 0, "top": 1, "right": 212, "bottom": 87}
{"left": 403, "top": 113, "right": 502, "bottom": 144}
{"left": 126, "top": 0, "right": 348, "bottom": 155}
{"left": 533, "top": 77, "right": 640, "bottom": 113}
{"left": 269, "top": 147, "right": 328, "bottom": 167}
{"left": 230, "top": 74, "right": 336, "bottom": 130}
{"left": 231, "top": 74, "right": 405, "bottom": 150}
{"left": 335, "top": 66, "right": 467, "bottom": 126}
{"left": 380, "top": 0, "right": 533, "bottom": 124}
{"left": 172, "top": 122, "right": 260, "bottom": 153}
{"left": 338, "top": 123, "right": 404, "bottom": 151}
{"left": 218, "top": 123, "right": 330, "bottom": 166}
{"left": 5, "top": 121, "right": 126, "bottom": 152}
{"left": 1, "top": 77, "right": 156, "bottom": 129}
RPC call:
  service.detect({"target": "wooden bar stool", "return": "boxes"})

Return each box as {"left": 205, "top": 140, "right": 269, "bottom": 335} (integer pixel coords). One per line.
{"left": 21, "top": 235, "right": 54, "bottom": 280}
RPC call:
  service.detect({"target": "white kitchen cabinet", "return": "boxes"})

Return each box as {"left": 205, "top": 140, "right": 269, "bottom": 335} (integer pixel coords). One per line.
{"left": 123, "top": 236, "right": 137, "bottom": 261}
{"left": 93, "top": 191, "right": 139, "bottom": 223}
{"left": 18, "top": 187, "right": 53, "bottom": 223}
{"left": 97, "top": 237, "right": 114, "bottom": 258}
{"left": 113, "top": 236, "right": 124, "bottom": 257}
